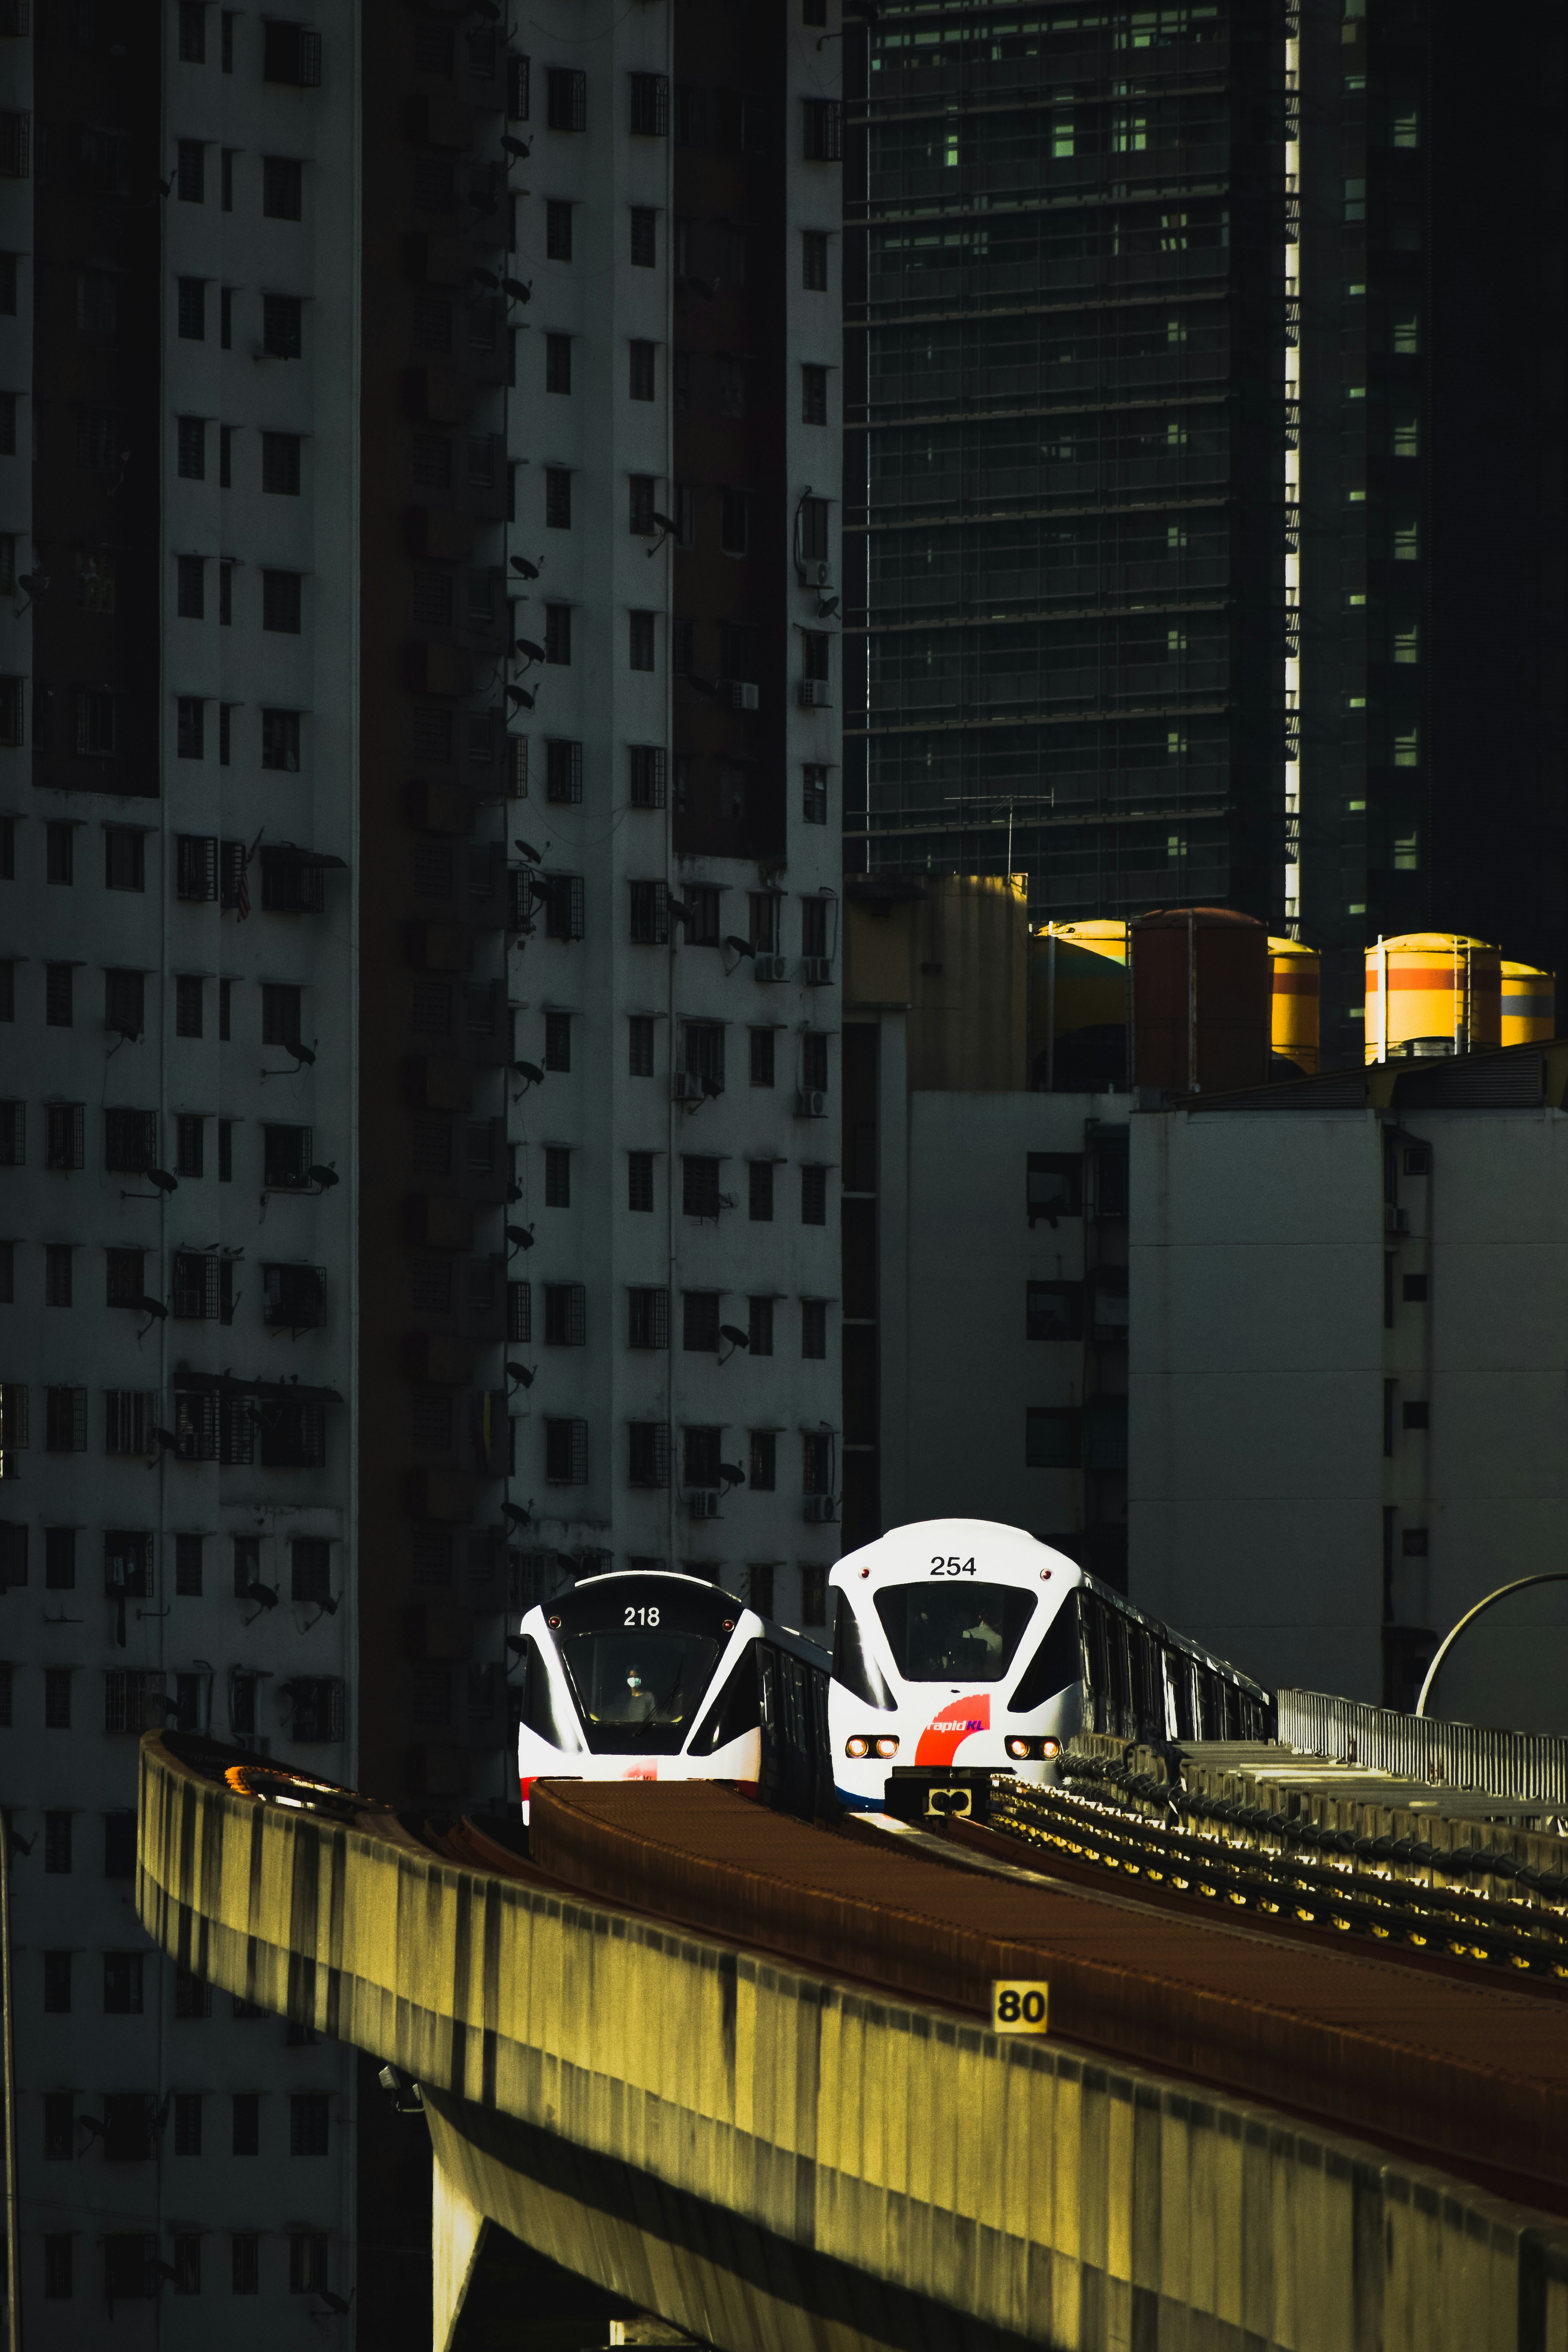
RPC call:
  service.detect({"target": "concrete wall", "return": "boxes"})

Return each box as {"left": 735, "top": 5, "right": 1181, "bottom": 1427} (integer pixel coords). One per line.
{"left": 1130, "top": 1103, "right": 1568, "bottom": 1730}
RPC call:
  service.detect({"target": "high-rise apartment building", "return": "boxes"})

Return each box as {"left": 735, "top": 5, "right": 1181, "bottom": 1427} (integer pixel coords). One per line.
{"left": 846, "top": 4, "right": 1567, "bottom": 1060}
{"left": 0, "top": 0, "right": 843, "bottom": 2339}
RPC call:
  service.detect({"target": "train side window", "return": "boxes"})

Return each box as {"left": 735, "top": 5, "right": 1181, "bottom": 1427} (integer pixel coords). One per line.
{"left": 1107, "top": 1613, "right": 1132, "bottom": 1729}
{"left": 831, "top": 1590, "right": 896, "bottom": 1710}
{"left": 1008, "top": 1590, "right": 1080, "bottom": 1713}
{"left": 688, "top": 1646, "right": 762, "bottom": 1754}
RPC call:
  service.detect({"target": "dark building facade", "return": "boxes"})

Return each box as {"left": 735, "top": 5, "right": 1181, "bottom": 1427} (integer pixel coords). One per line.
{"left": 846, "top": 2, "right": 1568, "bottom": 1062}
{"left": 843, "top": 0, "right": 1289, "bottom": 927}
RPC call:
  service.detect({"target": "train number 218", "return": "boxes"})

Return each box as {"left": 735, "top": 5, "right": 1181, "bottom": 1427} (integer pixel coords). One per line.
{"left": 930, "top": 1557, "right": 977, "bottom": 1576}
{"left": 624, "top": 1606, "right": 661, "bottom": 1626}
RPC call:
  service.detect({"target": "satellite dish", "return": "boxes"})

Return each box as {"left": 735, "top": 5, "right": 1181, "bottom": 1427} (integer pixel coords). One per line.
{"left": 146, "top": 1168, "right": 179, "bottom": 1193}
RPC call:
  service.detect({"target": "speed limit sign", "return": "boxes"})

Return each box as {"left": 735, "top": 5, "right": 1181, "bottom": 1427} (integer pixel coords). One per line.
{"left": 991, "top": 1980, "right": 1049, "bottom": 2034}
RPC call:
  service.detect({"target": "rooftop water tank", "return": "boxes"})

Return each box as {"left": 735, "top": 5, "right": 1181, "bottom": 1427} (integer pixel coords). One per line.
{"left": 1131, "top": 907, "right": 1270, "bottom": 1095}
{"left": 1268, "top": 936, "right": 1320, "bottom": 1074}
{"left": 1363, "top": 933, "right": 1501, "bottom": 1063}
{"left": 1501, "top": 960, "right": 1556, "bottom": 1047}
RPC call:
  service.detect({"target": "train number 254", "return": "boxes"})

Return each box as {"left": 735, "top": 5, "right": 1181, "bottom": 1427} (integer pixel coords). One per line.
{"left": 930, "top": 1557, "right": 977, "bottom": 1576}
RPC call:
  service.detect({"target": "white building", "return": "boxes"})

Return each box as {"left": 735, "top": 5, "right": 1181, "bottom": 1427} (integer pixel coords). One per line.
{"left": 1129, "top": 1045, "right": 1568, "bottom": 1733}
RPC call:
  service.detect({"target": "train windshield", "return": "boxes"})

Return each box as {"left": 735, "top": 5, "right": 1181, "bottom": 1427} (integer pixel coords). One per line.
{"left": 546, "top": 1575, "right": 738, "bottom": 1754}
{"left": 874, "top": 1582, "right": 1037, "bottom": 1683}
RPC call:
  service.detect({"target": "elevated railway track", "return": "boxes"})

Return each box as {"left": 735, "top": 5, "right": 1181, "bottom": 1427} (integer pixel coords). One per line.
{"left": 137, "top": 1733, "right": 1568, "bottom": 2352}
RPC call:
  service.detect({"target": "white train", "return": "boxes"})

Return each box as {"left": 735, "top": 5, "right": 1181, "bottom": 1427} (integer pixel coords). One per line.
{"left": 514, "top": 1568, "right": 832, "bottom": 1821}
{"left": 828, "top": 1517, "right": 1272, "bottom": 1810}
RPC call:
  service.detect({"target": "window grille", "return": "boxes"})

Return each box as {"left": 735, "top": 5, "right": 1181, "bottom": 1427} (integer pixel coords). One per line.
{"left": 544, "top": 739, "right": 582, "bottom": 804}
{"left": 544, "top": 1417, "right": 588, "bottom": 1484}
{"left": 627, "top": 1287, "right": 669, "bottom": 1349}
{"left": 0, "top": 1102, "right": 21, "bottom": 1165}
{"left": 628, "top": 746, "right": 665, "bottom": 808}
{"left": 44, "top": 1385, "right": 86, "bottom": 1452}
{"left": 628, "top": 880, "right": 669, "bottom": 945}
{"left": 176, "top": 834, "right": 218, "bottom": 900}
{"left": 103, "top": 1531, "right": 153, "bottom": 1596}
{"left": 263, "top": 1263, "right": 326, "bottom": 1328}
{"left": 284, "top": 1677, "right": 343, "bottom": 1742}
{"left": 263, "top": 21, "right": 322, "bottom": 86}
{"left": 682, "top": 1292, "right": 720, "bottom": 1352}
{"left": 629, "top": 72, "right": 669, "bottom": 136}
{"left": 263, "top": 1125, "right": 312, "bottom": 1189}
{"left": 507, "top": 55, "right": 531, "bottom": 120}
{"left": 46, "top": 1105, "right": 85, "bottom": 1170}
{"left": 546, "top": 67, "right": 586, "bottom": 131}
{"left": 748, "top": 1296, "right": 774, "bottom": 1356}
{"left": 105, "top": 1393, "right": 157, "bottom": 1456}
{"left": 628, "top": 1421, "right": 669, "bottom": 1488}
{"left": 543, "top": 1281, "right": 585, "bottom": 1346}
{"left": 802, "top": 1431, "right": 834, "bottom": 1495}
{"left": 105, "top": 1671, "right": 168, "bottom": 1734}
{"left": 261, "top": 1397, "right": 327, "bottom": 1468}
{"left": 801, "top": 1299, "right": 827, "bottom": 1359}
{"left": 682, "top": 1157, "right": 722, "bottom": 1220}
{"left": 544, "top": 873, "right": 584, "bottom": 940}
{"left": 802, "top": 99, "right": 842, "bottom": 161}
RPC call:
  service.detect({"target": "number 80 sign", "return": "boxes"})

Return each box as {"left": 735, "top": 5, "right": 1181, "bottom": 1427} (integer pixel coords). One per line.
{"left": 991, "top": 1980, "right": 1049, "bottom": 2034}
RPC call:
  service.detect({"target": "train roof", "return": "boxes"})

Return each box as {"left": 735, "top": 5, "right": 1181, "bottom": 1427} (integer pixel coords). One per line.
{"left": 549, "top": 1569, "right": 831, "bottom": 1670}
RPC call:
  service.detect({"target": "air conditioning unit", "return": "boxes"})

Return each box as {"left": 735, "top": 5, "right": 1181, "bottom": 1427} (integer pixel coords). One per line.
{"left": 812, "top": 559, "right": 833, "bottom": 590}
{"left": 804, "top": 1496, "right": 837, "bottom": 1525}
{"left": 795, "top": 1088, "right": 828, "bottom": 1119}
{"left": 686, "top": 1489, "right": 722, "bottom": 1520}
{"left": 800, "top": 956, "right": 832, "bottom": 987}
{"left": 797, "top": 680, "right": 831, "bottom": 710}
{"left": 753, "top": 953, "right": 789, "bottom": 983}
{"left": 673, "top": 1072, "right": 704, "bottom": 1102}
{"left": 719, "top": 680, "right": 759, "bottom": 712}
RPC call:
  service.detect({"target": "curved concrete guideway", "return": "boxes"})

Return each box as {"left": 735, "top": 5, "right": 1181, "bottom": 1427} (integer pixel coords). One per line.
{"left": 136, "top": 1737, "right": 1568, "bottom": 2352}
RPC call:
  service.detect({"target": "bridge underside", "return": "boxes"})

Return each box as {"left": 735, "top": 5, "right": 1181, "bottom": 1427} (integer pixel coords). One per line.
{"left": 136, "top": 1740, "right": 1568, "bottom": 2352}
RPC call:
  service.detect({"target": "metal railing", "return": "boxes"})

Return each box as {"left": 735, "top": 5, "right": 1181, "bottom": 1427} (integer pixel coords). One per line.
{"left": 1278, "top": 1687, "right": 1568, "bottom": 1808}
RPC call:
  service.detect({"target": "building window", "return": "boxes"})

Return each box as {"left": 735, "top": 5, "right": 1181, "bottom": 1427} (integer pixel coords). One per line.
{"left": 627, "top": 1287, "right": 669, "bottom": 1350}
{"left": 44, "top": 1668, "right": 70, "bottom": 1727}
{"left": 629, "top": 72, "right": 669, "bottom": 136}
{"left": 43, "top": 2236, "right": 72, "bottom": 2299}
{"left": 802, "top": 99, "right": 843, "bottom": 161}
{"left": 45, "top": 1385, "right": 87, "bottom": 1451}
{"left": 543, "top": 1281, "right": 586, "bottom": 1346}
{"left": 262, "top": 570, "right": 302, "bottom": 633}
{"left": 544, "top": 738, "right": 582, "bottom": 804}
{"left": 543, "top": 1009, "right": 571, "bottom": 1071}
{"left": 801, "top": 1566, "right": 827, "bottom": 1627}
{"left": 262, "top": 431, "right": 301, "bottom": 494}
{"left": 45, "top": 1105, "right": 85, "bottom": 1171}
{"left": 45, "top": 964, "right": 73, "bottom": 1027}
{"left": 262, "top": 708, "right": 301, "bottom": 770}
{"left": 803, "top": 765, "right": 829, "bottom": 825}
{"left": 1026, "top": 1408, "right": 1081, "bottom": 1469}
{"left": 546, "top": 332, "right": 572, "bottom": 393}
{"left": 45, "top": 1528, "right": 76, "bottom": 1589}
{"left": 544, "top": 465, "right": 572, "bottom": 528}
{"left": 263, "top": 20, "right": 322, "bottom": 83}
{"left": 544, "top": 1146, "right": 570, "bottom": 1207}
{"left": 43, "top": 1951, "right": 70, "bottom": 2014}
{"left": 682, "top": 1292, "right": 720, "bottom": 1352}
{"left": 747, "top": 1295, "right": 773, "bottom": 1357}
{"left": 1027, "top": 1282, "right": 1082, "bottom": 1341}
{"left": 177, "top": 276, "right": 206, "bottom": 339}
{"left": 1402, "top": 1401, "right": 1429, "bottom": 1430}
{"left": 683, "top": 1426, "right": 721, "bottom": 1490}
{"left": 749, "top": 1160, "right": 774, "bottom": 1222}
{"left": 628, "top": 1019, "right": 655, "bottom": 1080}
{"left": 177, "top": 415, "right": 206, "bottom": 478}
{"left": 177, "top": 139, "right": 205, "bottom": 203}
{"left": 628, "top": 745, "right": 665, "bottom": 808}
{"left": 802, "top": 1431, "right": 833, "bottom": 1495}
{"left": 801, "top": 1165, "right": 827, "bottom": 1225}
{"left": 545, "top": 198, "right": 573, "bottom": 261}
{"left": 44, "top": 1811, "right": 72, "bottom": 1871}
{"left": 546, "top": 67, "right": 586, "bottom": 132}
{"left": 232, "top": 2234, "right": 259, "bottom": 2295}
{"left": 801, "top": 364, "right": 828, "bottom": 425}
{"left": 545, "top": 1417, "right": 588, "bottom": 1484}
{"left": 749, "top": 1432, "right": 776, "bottom": 1493}
{"left": 628, "top": 1421, "right": 670, "bottom": 1488}
{"left": 289, "top": 2234, "right": 329, "bottom": 2294}
{"left": 628, "top": 1150, "right": 655, "bottom": 1212}
{"left": 628, "top": 880, "right": 669, "bottom": 946}
{"left": 802, "top": 228, "right": 828, "bottom": 289}
{"left": 176, "top": 695, "right": 204, "bottom": 758}
{"left": 263, "top": 155, "right": 303, "bottom": 219}
{"left": 103, "top": 1951, "right": 145, "bottom": 2014}
{"left": 544, "top": 604, "right": 571, "bottom": 665}
{"left": 45, "top": 1244, "right": 73, "bottom": 1307}
{"left": 631, "top": 206, "right": 656, "bottom": 266}
{"left": 629, "top": 610, "right": 655, "bottom": 671}
{"left": 682, "top": 1156, "right": 722, "bottom": 1220}
{"left": 263, "top": 294, "right": 303, "bottom": 358}
{"left": 629, "top": 340, "right": 656, "bottom": 401}
{"left": 801, "top": 1299, "right": 827, "bottom": 1359}
{"left": 179, "top": 2, "right": 208, "bottom": 61}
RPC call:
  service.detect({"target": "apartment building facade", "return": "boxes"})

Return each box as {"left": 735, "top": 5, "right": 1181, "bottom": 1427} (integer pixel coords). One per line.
{"left": 0, "top": 1, "right": 358, "bottom": 2342}
{"left": 0, "top": 0, "right": 844, "bottom": 2341}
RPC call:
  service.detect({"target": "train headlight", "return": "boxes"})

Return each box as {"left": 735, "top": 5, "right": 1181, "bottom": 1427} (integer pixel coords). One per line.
{"left": 1005, "top": 1737, "right": 1030, "bottom": 1760}
{"left": 1004, "top": 1735, "right": 1063, "bottom": 1762}
{"left": 1041, "top": 1737, "right": 1060, "bottom": 1759}
{"left": 873, "top": 1736, "right": 900, "bottom": 1760}
{"left": 845, "top": 1736, "right": 870, "bottom": 1759}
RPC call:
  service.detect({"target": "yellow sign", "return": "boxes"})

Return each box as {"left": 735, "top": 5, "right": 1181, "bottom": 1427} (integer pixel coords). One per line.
{"left": 991, "top": 1980, "right": 1049, "bottom": 2034}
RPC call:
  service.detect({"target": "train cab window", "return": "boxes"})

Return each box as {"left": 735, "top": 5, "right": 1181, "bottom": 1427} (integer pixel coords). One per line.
{"left": 831, "top": 1590, "right": 896, "bottom": 1709}
{"left": 1027, "top": 1153, "right": 1082, "bottom": 1226}
{"left": 873, "top": 1582, "right": 1036, "bottom": 1683}
{"left": 1008, "top": 1590, "right": 1080, "bottom": 1712}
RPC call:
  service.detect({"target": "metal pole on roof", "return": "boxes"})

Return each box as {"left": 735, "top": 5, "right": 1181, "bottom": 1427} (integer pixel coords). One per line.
{"left": 1414, "top": 1570, "right": 1568, "bottom": 1717}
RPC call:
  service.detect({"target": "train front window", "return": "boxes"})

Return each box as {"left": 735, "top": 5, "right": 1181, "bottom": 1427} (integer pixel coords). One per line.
{"left": 561, "top": 1630, "right": 721, "bottom": 1736}
{"left": 874, "top": 1584, "right": 1037, "bottom": 1683}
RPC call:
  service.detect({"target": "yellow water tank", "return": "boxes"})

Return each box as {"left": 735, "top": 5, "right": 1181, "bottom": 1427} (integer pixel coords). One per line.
{"left": 1030, "top": 920, "right": 1127, "bottom": 1041}
{"left": 1501, "top": 960, "right": 1556, "bottom": 1047}
{"left": 1363, "top": 932, "right": 1501, "bottom": 1063}
{"left": 1268, "top": 936, "right": 1320, "bottom": 1073}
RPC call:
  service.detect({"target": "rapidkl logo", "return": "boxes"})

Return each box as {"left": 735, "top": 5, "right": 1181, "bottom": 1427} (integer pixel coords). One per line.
{"left": 915, "top": 1694, "right": 991, "bottom": 1765}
